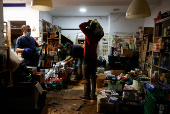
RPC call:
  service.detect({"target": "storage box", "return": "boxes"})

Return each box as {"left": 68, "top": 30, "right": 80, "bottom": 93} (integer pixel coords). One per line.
{"left": 97, "top": 67, "right": 105, "bottom": 73}
{"left": 149, "top": 43, "right": 153, "bottom": 51}
{"left": 97, "top": 73, "right": 106, "bottom": 88}
{"left": 97, "top": 101, "right": 119, "bottom": 113}
{"left": 111, "top": 70, "right": 125, "bottom": 76}
{"left": 121, "top": 48, "right": 133, "bottom": 57}
{"left": 6, "top": 82, "right": 43, "bottom": 110}
{"left": 32, "top": 72, "right": 45, "bottom": 84}
{"left": 27, "top": 66, "right": 37, "bottom": 74}
{"left": 144, "top": 44, "right": 148, "bottom": 51}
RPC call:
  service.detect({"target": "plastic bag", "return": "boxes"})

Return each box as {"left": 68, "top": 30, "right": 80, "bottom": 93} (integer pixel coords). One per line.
{"left": 87, "top": 19, "right": 104, "bottom": 40}
{"left": 10, "top": 50, "right": 23, "bottom": 73}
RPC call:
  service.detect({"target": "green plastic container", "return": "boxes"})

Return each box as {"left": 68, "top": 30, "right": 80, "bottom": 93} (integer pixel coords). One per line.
{"left": 49, "top": 82, "right": 63, "bottom": 90}
{"left": 144, "top": 89, "right": 169, "bottom": 114}
{"left": 144, "top": 90, "right": 156, "bottom": 114}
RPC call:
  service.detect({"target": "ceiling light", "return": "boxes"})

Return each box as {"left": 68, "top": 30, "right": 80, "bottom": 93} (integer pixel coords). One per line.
{"left": 31, "top": 0, "right": 53, "bottom": 11}
{"left": 113, "top": 8, "right": 120, "bottom": 11}
{"left": 80, "top": 8, "right": 86, "bottom": 12}
{"left": 126, "top": 0, "right": 151, "bottom": 19}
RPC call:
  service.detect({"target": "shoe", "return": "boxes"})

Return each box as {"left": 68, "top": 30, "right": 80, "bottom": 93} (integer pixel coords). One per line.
{"left": 91, "top": 95, "right": 97, "bottom": 100}
{"left": 80, "top": 96, "right": 91, "bottom": 100}
{"left": 75, "top": 77, "right": 82, "bottom": 80}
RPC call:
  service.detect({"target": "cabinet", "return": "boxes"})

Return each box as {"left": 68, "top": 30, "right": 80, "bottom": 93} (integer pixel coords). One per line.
{"left": 151, "top": 17, "right": 170, "bottom": 84}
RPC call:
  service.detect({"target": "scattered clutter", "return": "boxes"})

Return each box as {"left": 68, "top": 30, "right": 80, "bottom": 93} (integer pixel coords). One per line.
{"left": 96, "top": 67, "right": 170, "bottom": 114}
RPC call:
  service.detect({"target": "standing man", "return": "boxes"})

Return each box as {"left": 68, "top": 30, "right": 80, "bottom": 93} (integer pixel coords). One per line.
{"left": 79, "top": 20, "right": 104, "bottom": 100}
{"left": 15, "top": 25, "right": 40, "bottom": 66}
{"left": 63, "top": 42, "right": 84, "bottom": 79}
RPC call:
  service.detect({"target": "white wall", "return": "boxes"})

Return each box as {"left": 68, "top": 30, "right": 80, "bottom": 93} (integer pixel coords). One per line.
{"left": 3, "top": 2, "right": 41, "bottom": 37}
{"left": 109, "top": 13, "right": 144, "bottom": 33}
{"left": 144, "top": 0, "right": 170, "bottom": 27}
{"left": 3, "top": 7, "right": 26, "bottom": 21}
{"left": 26, "top": 2, "right": 39, "bottom": 37}
{"left": 39, "top": 11, "right": 53, "bottom": 24}
{"left": 108, "top": 14, "right": 111, "bottom": 33}
{"left": 0, "top": 0, "right": 4, "bottom": 46}
{"left": 52, "top": 16, "right": 108, "bottom": 43}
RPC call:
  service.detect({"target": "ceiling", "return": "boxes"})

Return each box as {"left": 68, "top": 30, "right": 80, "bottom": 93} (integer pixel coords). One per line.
{"left": 3, "top": 0, "right": 161, "bottom": 16}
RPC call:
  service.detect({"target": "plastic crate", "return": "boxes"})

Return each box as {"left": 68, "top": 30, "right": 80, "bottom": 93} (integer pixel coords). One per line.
{"left": 144, "top": 89, "right": 169, "bottom": 114}
{"left": 144, "top": 90, "right": 156, "bottom": 114}
{"left": 49, "top": 82, "right": 63, "bottom": 90}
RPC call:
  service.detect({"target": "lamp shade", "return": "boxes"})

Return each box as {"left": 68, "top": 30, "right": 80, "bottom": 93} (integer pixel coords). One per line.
{"left": 126, "top": 0, "right": 151, "bottom": 19}
{"left": 31, "top": 0, "right": 53, "bottom": 11}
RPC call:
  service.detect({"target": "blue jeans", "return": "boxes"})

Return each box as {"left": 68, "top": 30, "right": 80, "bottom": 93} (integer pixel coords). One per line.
{"left": 78, "top": 58, "right": 83, "bottom": 70}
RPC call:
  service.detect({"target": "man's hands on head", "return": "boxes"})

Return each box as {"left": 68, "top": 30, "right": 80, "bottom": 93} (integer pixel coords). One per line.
{"left": 88, "top": 20, "right": 92, "bottom": 23}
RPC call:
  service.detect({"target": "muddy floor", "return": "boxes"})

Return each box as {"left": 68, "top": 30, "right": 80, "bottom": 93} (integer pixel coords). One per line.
{"left": 45, "top": 79, "right": 104, "bottom": 114}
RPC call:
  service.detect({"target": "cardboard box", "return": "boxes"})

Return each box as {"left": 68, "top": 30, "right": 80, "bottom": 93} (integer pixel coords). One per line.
{"left": 97, "top": 101, "right": 119, "bottom": 113}
{"left": 144, "top": 44, "right": 148, "bottom": 51}
{"left": 97, "top": 73, "right": 106, "bottom": 88}
{"left": 149, "top": 43, "right": 153, "bottom": 51}
{"left": 6, "top": 82, "right": 43, "bottom": 110}
{"left": 32, "top": 72, "right": 45, "bottom": 84}
{"left": 111, "top": 70, "right": 125, "bottom": 76}
{"left": 121, "top": 48, "right": 133, "bottom": 57}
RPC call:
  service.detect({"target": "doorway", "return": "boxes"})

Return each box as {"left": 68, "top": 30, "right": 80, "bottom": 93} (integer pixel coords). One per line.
{"left": 10, "top": 21, "right": 26, "bottom": 51}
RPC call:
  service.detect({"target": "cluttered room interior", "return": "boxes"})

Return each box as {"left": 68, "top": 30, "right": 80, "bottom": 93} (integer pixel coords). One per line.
{"left": 0, "top": 0, "right": 170, "bottom": 114}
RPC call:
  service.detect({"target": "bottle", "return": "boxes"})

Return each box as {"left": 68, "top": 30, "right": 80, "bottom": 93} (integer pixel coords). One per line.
{"left": 164, "top": 75, "right": 167, "bottom": 84}
{"left": 151, "top": 73, "right": 155, "bottom": 83}
{"left": 166, "top": 39, "right": 169, "bottom": 52}
{"left": 55, "top": 72, "right": 58, "bottom": 78}
{"left": 160, "top": 73, "right": 165, "bottom": 83}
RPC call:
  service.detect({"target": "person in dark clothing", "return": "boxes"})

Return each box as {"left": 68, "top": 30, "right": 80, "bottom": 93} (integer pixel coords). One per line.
{"left": 15, "top": 25, "right": 40, "bottom": 66}
{"left": 58, "top": 44, "right": 67, "bottom": 61}
{"left": 79, "top": 20, "right": 104, "bottom": 100}
{"left": 63, "top": 42, "right": 84, "bottom": 79}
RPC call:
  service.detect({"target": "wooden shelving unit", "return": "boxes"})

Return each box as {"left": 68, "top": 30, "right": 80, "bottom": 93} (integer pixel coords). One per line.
{"left": 151, "top": 16, "right": 170, "bottom": 84}
{"left": 42, "top": 20, "right": 61, "bottom": 63}
{"left": 138, "top": 27, "right": 154, "bottom": 76}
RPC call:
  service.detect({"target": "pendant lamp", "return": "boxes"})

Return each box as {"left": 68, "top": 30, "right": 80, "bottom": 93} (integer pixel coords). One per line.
{"left": 126, "top": 0, "right": 151, "bottom": 19}
{"left": 31, "top": 0, "right": 53, "bottom": 11}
